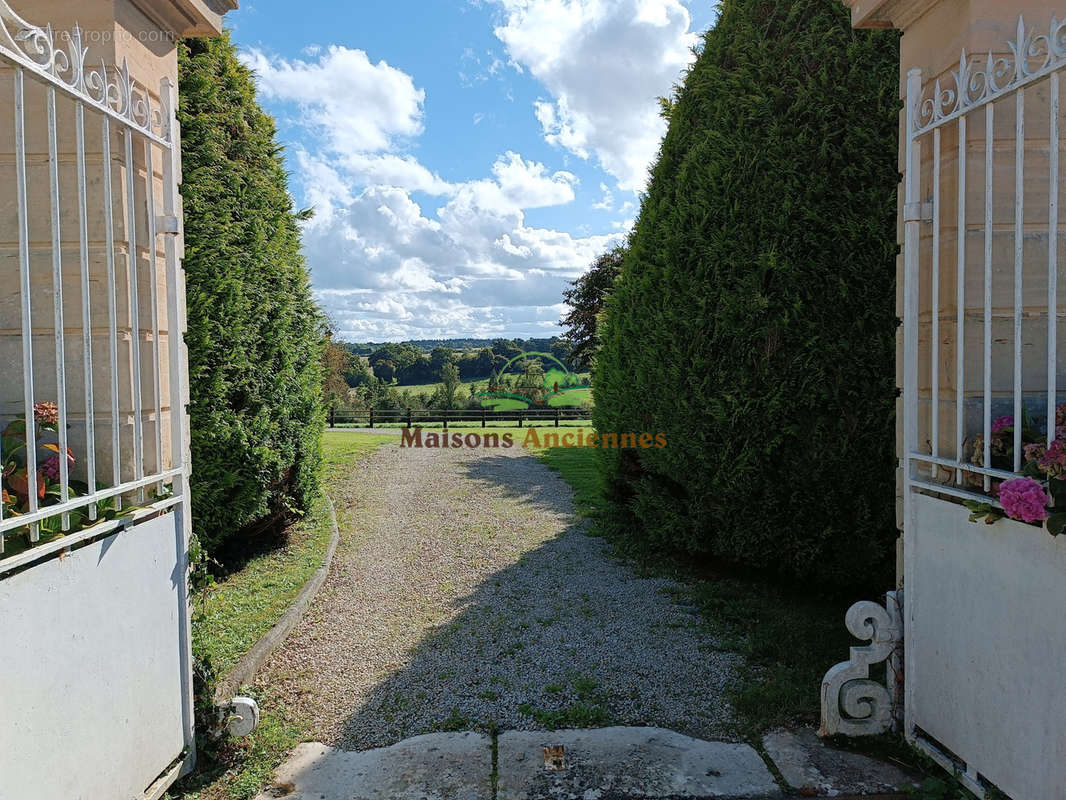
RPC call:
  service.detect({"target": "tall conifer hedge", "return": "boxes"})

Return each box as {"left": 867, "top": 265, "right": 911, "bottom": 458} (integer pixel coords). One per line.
{"left": 178, "top": 34, "right": 325, "bottom": 554}
{"left": 593, "top": 0, "right": 900, "bottom": 588}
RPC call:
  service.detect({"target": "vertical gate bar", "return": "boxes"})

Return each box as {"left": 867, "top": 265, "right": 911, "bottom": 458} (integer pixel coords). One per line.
{"left": 101, "top": 117, "right": 122, "bottom": 500}
{"left": 160, "top": 75, "right": 196, "bottom": 768}
{"left": 1050, "top": 72, "right": 1059, "bottom": 446}
{"left": 13, "top": 67, "right": 37, "bottom": 542}
{"left": 75, "top": 100, "right": 96, "bottom": 517}
{"left": 124, "top": 128, "right": 145, "bottom": 498}
{"left": 1014, "top": 88, "right": 1025, "bottom": 472}
{"left": 956, "top": 114, "right": 967, "bottom": 484}
{"left": 932, "top": 127, "right": 941, "bottom": 461}
{"left": 983, "top": 103, "right": 993, "bottom": 490}
{"left": 902, "top": 67, "right": 923, "bottom": 741}
{"left": 47, "top": 86, "right": 70, "bottom": 529}
{"left": 144, "top": 132, "right": 164, "bottom": 490}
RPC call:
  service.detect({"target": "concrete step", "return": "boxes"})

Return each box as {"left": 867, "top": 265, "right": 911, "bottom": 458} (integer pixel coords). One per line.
{"left": 496, "top": 727, "right": 779, "bottom": 799}
{"left": 254, "top": 726, "right": 916, "bottom": 800}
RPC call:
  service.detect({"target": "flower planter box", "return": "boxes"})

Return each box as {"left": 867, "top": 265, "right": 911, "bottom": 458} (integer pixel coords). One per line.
{"left": 906, "top": 493, "right": 1066, "bottom": 798}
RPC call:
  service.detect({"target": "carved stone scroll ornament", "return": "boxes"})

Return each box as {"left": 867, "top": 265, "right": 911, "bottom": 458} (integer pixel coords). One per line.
{"left": 819, "top": 590, "right": 903, "bottom": 737}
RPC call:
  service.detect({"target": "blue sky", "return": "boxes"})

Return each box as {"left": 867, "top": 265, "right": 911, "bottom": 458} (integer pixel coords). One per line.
{"left": 228, "top": 0, "right": 718, "bottom": 341}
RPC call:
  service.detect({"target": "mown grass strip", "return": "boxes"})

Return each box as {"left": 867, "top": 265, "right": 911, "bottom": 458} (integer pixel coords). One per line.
{"left": 534, "top": 446, "right": 605, "bottom": 518}
{"left": 536, "top": 444, "right": 853, "bottom": 734}
{"left": 172, "top": 432, "right": 395, "bottom": 800}
{"left": 194, "top": 494, "right": 335, "bottom": 678}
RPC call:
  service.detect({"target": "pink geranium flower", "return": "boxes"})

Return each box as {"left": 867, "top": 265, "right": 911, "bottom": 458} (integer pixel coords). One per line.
{"left": 998, "top": 477, "right": 1050, "bottom": 523}
{"left": 1039, "top": 440, "right": 1066, "bottom": 476}
{"left": 991, "top": 415, "right": 1014, "bottom": 435}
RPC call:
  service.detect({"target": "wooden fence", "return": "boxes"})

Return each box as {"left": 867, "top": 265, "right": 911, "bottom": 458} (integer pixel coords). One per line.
{"left": 329, "top": 407, "right": 592, "bottom": 428}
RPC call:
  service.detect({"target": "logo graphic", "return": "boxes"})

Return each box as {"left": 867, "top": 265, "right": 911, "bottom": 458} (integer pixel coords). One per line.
{"left": 475, "top": 351, "right": 591, "bottom": 409}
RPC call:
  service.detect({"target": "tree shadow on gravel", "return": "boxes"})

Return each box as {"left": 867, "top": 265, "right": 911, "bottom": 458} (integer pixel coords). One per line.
{"left": 329, "top": 451, "right": 740, "bottom": 751}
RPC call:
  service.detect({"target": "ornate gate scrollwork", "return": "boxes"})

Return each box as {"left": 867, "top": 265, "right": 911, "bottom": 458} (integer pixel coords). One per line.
{"left": 819, "top": 590, "right": 903, "bottom": 737}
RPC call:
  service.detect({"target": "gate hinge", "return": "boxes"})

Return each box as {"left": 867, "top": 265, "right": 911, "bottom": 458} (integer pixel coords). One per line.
{"left": 903, "top": 201, "right": 934, "bottom": 223}
{"left": 156, "top": 214, "right": 181, "bottom": 234}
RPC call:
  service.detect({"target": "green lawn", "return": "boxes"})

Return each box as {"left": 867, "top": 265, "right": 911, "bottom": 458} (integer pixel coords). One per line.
{"left": 193, "top": 494, "right": 334, "bottom": 677}
{"left": 173, "top": 432, "right": 395, "bottom": 800}
{"left": 530, "top": 445, "right": 604, "bottom": 516}
{"left": 320, "top": 431, "right": 398, "bottom": 474}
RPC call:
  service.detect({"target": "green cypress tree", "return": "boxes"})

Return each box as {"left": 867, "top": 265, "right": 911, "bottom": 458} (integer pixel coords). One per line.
{"left": 178, "top": 33, "right": 325, "bottom": 554}
{"left": 593, "top": 0, "right": 900, "bottom": 588}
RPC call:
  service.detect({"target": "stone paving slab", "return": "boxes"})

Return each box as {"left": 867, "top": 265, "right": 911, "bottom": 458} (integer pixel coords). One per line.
{"left": 496, "top": 727, "right": 781, "bottom": 799}
{"left": 253, "top": 732, "right": 493, "bottom": 800}
{"left": 254, "top": 726, "right": 920, "bottom": 800}
{"left": 761, "top": 728, "right": 917, "bottom": 797}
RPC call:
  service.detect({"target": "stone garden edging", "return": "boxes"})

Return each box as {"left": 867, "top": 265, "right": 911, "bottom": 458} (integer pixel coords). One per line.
{"left": 213, "top": 494, "right": 341, "bottom": 704}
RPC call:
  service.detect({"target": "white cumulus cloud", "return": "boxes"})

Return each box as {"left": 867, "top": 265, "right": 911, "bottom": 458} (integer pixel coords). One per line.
{"left": 491, "top": 0, "right": 697, "bottom": 191}
{"left": 239, "top": 34, "right": 628, "bottom": 340}
{"left": 240, "top": 45, "right": 425, "bottom": 153}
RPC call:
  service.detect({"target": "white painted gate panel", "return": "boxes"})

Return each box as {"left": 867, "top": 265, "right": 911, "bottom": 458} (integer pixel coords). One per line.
{"left": 0, "top": 513, "right": 189, "bottom": 800}
{"left": 0, "top": 1, "right": 196, "bottom": 797}
{"left": 909, "top": 494, "right": 1066, "bottom": 800}
{"left": 822, "top": 15, "right": 1066, "bottom": 799}
{"left": 897, "top": 14, "right": 1066, "bottom": 799}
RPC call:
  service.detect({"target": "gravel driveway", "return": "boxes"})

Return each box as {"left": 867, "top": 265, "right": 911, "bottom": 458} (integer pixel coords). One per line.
{"left": 257, "top": 440, "right": 739, "bottom": 750}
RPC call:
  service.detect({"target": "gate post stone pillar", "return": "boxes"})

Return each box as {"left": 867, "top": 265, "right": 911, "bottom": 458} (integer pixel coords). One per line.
{"left": 0, "top": 0, "right": 233, "bottom": 478}
{"left": 845, "top": 0, "right": 1066, "bottom": 588}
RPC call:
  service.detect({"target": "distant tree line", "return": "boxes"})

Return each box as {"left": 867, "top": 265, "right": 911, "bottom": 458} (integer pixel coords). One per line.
{"left": 321, "top": 342, "right": 491, "bottom": 412}
{"left": 322, "top": 336, "right": 590, "bottom": 412}
{"left": 344, "top": 337, "right": 572, "bottom": 359}
{"left": 341, "top": 338, "right": 576, "bottom": 386}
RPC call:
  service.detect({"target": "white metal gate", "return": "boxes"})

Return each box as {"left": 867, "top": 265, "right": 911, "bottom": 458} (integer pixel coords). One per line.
{"left": 900, "top": 15, "right": 1066, "bottom": 799}
{"left": 0, "top": 1, "right": 195, "bottom": 798}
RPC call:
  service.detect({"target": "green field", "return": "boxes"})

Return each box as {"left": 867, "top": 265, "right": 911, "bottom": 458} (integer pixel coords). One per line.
{"left": 391, "top": 370, "right": 592, "bottom": 409}
{"left": 394, "top": 381, "right": 449, "bottom": 396}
